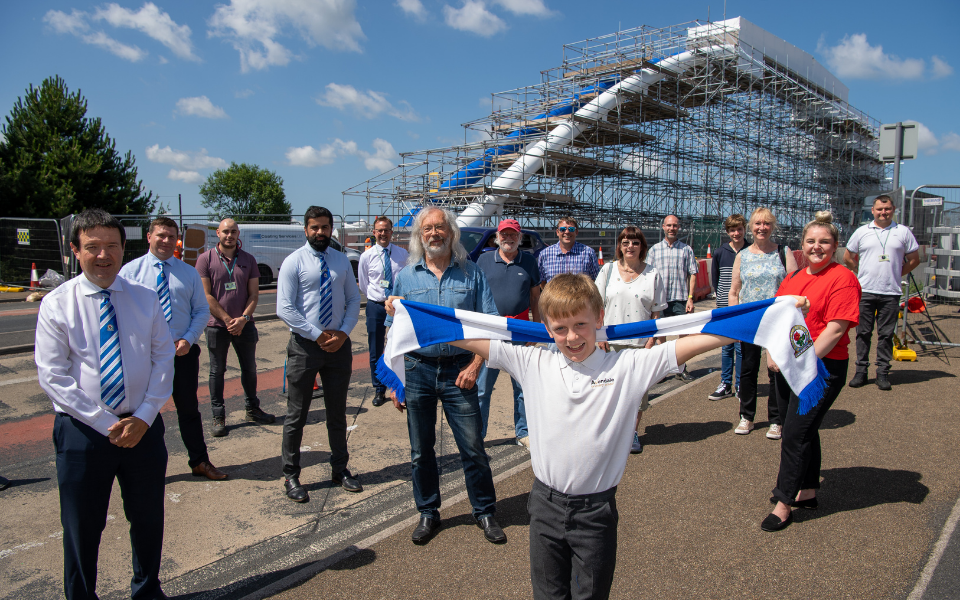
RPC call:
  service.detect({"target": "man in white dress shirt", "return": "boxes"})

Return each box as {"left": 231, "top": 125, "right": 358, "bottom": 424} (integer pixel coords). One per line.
{"left": 120, "top": 217, "right": 226, "bottom": 481}
{"left": 277, "top": 206, "right": 362, "bottom": 502}
{"left": 36, "top": 209, "right": 174, "bottom": 600}
{"left": 358, "top": 216, "right": 408, "bottom": 407}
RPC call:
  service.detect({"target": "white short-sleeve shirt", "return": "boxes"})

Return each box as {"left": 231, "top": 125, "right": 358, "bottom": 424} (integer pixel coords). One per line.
{"left": 487, "top": 340, "right": 679, "bottom": 495}
{"left": 846, "top": 222, "right": 919, "bottom": 296}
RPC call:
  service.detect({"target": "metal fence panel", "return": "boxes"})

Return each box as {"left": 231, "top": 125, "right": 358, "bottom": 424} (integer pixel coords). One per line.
{"left": 0, "top": 218, "right": 64, "bottom": 285}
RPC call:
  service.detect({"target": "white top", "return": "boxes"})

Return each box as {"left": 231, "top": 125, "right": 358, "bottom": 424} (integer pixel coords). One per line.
{"left": 358, "top": 243, "right": 409, "bottom": 302}
{"left": 487, "top": 340, "right": 679, "bottom": 494}
{"left": 594, "top": 262, "right": 667, "bottom": 347}
{"left": 35, "top": 274, "right": 175, "bottom": 436}
{"left": 277, "top": 243, "right": 361, "bottom": 340}
{"left": 846, "top": 222, "right": 919, "bottom": 296}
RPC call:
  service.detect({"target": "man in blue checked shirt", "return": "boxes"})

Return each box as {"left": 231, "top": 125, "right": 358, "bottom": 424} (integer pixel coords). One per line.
{"left": 37, "top": 209, "right": 174, "bottom": 600}
{"left": 537, "top": 216, "right": 600, "bottom": 284}
{"left": 277, "top": 206, "right": 362, "bottom": 502}
{"left": 120, "top": 217, "right": 227, "bottom": 481}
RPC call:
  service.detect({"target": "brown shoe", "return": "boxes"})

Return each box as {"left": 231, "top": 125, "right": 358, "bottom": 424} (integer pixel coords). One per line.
{"left": 192, "top": 461, "right": 228, "bottom": 480}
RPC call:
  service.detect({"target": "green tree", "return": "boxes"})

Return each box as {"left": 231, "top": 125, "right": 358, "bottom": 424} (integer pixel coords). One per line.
{"left": 199, "top": 162, "right": 292, "bottom": 221}
{"left": 0, "top": 75, "right": 155, "bottom": 218}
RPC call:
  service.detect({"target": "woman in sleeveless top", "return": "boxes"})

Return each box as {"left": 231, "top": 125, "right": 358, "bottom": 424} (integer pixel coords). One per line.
{"left": 728, "top": 207, "right": 798, "bottom": 438}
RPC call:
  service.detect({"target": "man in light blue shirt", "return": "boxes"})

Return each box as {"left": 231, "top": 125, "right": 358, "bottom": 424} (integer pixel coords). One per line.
{"left": 120, "top": 217, "right": 227, "bottom": 481}
{"left": 277, "top": 206, "right": 362, "bottom": 502}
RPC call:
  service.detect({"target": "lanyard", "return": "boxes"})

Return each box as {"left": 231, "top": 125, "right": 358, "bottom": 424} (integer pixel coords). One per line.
{"left": 873, "top": 225, "right": 893, "bottom": 255}
{"left": 216, "top": 247, "right": 237, "bottom": 282}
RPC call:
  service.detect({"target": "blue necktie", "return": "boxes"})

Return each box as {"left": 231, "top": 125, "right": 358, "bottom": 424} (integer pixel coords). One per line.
{"left": 156, "top": 262, "right": 172, "bottom": 323}
{"left": 317, "top": 252, "right": 333, "bottom": 328}
{"left": 383, "top": 247, "right": 393, "bottom": 292}
{"left": 99, "top": 290, "right": 126, "bottom": 409}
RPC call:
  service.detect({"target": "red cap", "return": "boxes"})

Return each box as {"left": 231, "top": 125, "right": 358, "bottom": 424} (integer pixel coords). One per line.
{"left": 497, "top": 219, "right": 521, "bottom": 232}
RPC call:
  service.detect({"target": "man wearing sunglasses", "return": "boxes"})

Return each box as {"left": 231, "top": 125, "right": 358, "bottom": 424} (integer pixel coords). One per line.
{"left": 537, "top": 216, "right": 600, "bottom": 285}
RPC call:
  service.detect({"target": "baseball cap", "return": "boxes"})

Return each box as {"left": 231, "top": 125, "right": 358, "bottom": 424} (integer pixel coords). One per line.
{"left": 497, "top": 219, "right": 521, "bottom": 232}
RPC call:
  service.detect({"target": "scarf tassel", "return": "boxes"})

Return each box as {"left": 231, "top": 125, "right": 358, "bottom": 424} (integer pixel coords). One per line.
{"left": 376, "top": 355, "right": 405, "bottom": 404}
{"left": 796, "top": 358, "right": 830, "bottom": 416}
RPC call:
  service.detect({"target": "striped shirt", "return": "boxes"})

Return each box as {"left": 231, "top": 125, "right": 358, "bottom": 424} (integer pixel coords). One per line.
{"left": 711, "top": 243, "right": 741, "bottom": 307}
{"left": 537, "top": 242, "right": 600, "bottom": 283}
{"left": 647, "top": 239, "right": 698, "bottom": 302}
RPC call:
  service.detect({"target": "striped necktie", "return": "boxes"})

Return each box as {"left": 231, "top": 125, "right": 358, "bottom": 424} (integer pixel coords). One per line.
{"left": 99, "top": 290, "right": 126, "bottom": 409}
{"left": 156, "top": 261, "right": 172, "bottom": 322}
{"left": 317, "top": 251, "right": 333, "bottom": 328}
{"left": 383, "top": 247, "right": 392, "bottom": 292}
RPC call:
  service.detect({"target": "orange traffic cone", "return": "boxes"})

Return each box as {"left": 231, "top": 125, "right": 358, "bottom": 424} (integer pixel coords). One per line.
{"left": 30, "top": 263, "right": 40, "bottom": 288}
{"left": 598, "top": 247, "right": 604, "bottom": 266}
{"left": 706, "top": 244, "right": 712, "bottom": 259}
{"left": 314, "top": 376, "right": 320, "bottom": 391}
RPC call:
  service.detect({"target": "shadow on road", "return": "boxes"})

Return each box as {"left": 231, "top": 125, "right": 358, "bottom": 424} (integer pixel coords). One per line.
{"left": 796, "top": 466, "right": 930, "bottom": 523}
{"left": 643, "top": 420, "right": 732, "bottom": 445}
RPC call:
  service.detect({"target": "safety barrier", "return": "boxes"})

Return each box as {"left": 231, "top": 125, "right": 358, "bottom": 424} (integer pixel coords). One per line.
{"left": 0, "top": 218, "right": 65, "bottom": 286}
{"left": 693, "top": 259, "right": 711, "bottom": 301}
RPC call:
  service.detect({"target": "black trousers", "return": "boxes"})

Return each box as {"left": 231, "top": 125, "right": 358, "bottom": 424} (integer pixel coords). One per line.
{"left": 55, "top": 413, "right": 167, "bottom": 600}
{"left": 855, "top": 292, "right": 899, "bottom": 375}
{"left": 738, "top": 342, "right": 781, "bottom": 424}
{"left": 282, "top": 333, "right": 353, "bottom": 479}
{"left": 172, "top": 344, "right": 210, "bottom": 468}
{"left": 206, "top": 324, "right": 260, "bottom": 419}
{"left": 528, "top": 479, "right": 619, "bottom": 600}
{"left": 772, "top": 358, "right": 848, "bottom": 505}
{"left": 366, "top": 300, "right": 388, "bottom": 393}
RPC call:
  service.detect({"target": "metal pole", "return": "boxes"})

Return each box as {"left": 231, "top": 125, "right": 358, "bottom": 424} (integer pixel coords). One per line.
{"left": 893, "top": 122, "right": 903, "bottom": 191}
{"left": 178, "top": 194, "right": 183, "bottom": 232}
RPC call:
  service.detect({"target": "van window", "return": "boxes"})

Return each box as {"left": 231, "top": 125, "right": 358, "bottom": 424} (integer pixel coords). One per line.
{"left": 520, "top": 234, "right": 533, "bottom": 250}
{"left": 461, "top": 231, "right": 484, "bottom": 253}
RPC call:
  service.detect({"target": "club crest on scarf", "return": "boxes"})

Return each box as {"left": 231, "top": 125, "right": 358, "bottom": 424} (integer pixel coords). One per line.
{"left": 790, "top": 325, "right": 813, "bottom": 357}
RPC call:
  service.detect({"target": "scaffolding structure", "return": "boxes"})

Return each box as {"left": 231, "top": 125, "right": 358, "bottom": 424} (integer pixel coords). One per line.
{"left": 343, "top": 17, "right": 887, "bottom": 238}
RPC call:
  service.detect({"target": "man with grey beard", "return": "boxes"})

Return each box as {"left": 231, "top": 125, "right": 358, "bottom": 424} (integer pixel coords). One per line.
{"left": 384, "top": 207, "right": 505, "bottom": 546}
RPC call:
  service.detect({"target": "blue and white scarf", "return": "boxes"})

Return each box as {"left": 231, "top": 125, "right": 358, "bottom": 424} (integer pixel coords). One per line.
{"left": 377, "top": 297, "right": 829, "bottom": 415}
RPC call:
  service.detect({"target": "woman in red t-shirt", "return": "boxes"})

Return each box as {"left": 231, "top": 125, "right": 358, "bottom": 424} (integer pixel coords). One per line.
{"left": 761, "top": 211, "right": 861, "bottom": 532}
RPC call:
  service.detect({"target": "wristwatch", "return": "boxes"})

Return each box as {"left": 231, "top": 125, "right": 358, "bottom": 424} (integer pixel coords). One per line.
{"left": 242, "top": 314, "right": 252, "bottom": 322}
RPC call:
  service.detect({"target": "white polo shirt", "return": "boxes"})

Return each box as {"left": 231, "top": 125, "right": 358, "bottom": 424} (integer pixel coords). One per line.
{"left": 846, "top": 222, "right": 919, "bottom": 296}
{"left": 487, "top": 340, "right": 679, "bottom": 495}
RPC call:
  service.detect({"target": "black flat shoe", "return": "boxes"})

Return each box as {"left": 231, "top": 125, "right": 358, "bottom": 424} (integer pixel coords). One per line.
{"left": 411, "top": 515, "right": 441, "bottom": 544}
{"left": 284, "top": 477, "right": 309, "bottom": 503}
{"left": 477, "top": 515, "right": 507, "bottom": 544}
{"left": 760, "top": 511, "right": 792, "bottom": 532}
{"left": 332, "top": 469, "right": 363, "bottom": 493}
{"left": 372, "top": 390, "right": 387, "bottom": 407}
{"left": 769, "top": 496, "right": 818, "bottom": 509}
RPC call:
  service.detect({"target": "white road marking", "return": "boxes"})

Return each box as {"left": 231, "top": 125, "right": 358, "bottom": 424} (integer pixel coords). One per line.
{"left": 907, "top": 491, "right": 960, "bottom": 600}
{"left": 0, "top": 375, "right": 38, "bottom": 387}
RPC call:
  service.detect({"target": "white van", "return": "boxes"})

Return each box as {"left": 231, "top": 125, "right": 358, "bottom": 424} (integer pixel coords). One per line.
{"left": 181, "top": 222, "right": 361, "bottom": 284}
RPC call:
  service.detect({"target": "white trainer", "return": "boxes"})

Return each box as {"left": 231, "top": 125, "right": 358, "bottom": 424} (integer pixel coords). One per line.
{"left": 766, "top": 424, "right": 782, "bottom": 440}
{"left": 734, "top": 417, "right": 754, "bottom": 435}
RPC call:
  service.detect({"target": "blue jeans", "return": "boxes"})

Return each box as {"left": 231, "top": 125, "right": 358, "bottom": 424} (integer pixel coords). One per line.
{"left": 720, "top": 341, "right": 742, "bottom": 387}
{"left": 404, "top": 353, "right": 497, "bottom": 520}
{"left": 477, "top": 362, "right": 527, "bottom": 440}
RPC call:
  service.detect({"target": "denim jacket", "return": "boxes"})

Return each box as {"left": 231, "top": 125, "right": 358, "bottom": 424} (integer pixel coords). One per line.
{"left": 385, "top": 256, "right": 497, "bottom": 357}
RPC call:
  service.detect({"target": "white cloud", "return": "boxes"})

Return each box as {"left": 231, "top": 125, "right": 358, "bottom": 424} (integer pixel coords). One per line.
{"left": 491, "top": 0, "right": 552, "bottom": 17}
{"left": 316, "top": 83, "right": 418, "bottom": 121}
{"left": 931, "top": 56, "right": 954, "bottom": 79}
{"left": 175, "top": 96, "right": 228, "bottom": 119}
{"left": 818, "top": 34, "right": 948, "bottom": 81}
{"left": 235, "top": 88, "right": 255, "bottom": 98}
{"left": 45, "top": 10, "right": 148, "bottom": 62}
{"left": 93, "top": 2, "right": 198, "bottom": 61}
{"left": 167, "top": 169, "right": 205, "bottom": 184}
{"left": 146, "top": 144, "right": 228, "bottom": 170}
{"left": 208, "top": 0, "right": 365, "bottom": 73}
{"left": 286, "top": 138, "right": 397, "bottom": 172}
{"left": 158, "top": 55, "right": 169, "bottom": 64}
{"left": 914, "top": 122, "right": 960, "bottom": 155}
{"left": 397, "top": 0, "right": 428, "bottom": 19}
{"left": 443, "top": 1, "right": 506, "bottom": 36}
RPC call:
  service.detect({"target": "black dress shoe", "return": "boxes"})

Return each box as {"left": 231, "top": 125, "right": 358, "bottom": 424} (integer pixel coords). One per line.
{"left": 760, "top": 511, "right": 792, "bottom": 532}
{"left": 0, "top": 476, "right": 10, "bottom": 491}
{"left": 246, "top": 407, "right": 276, "bottom": 424}
{"left": 477, "top": 515, "right": 507, "bottom": 544}
{"left": 372, "top": 390, "right": 387, "bottom": 407}
{"left": 411, "top": 515, "right": 441, "bottom": 544}
{"left": 284, "top": 477, "right": 309, "bottom": 503}
{"left": 770, "top": 496, "right": 818, "bottom": 509}
{"left": 332, "top": 469, "right": 363, "bottom": 493}
{"left": 676, "top": 370, "right": 695, "bottom": 382}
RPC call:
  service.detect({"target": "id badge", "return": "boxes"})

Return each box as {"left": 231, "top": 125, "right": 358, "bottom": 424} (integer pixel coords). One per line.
{"left": 225, "top": 282, "right": 238, "bottom": 291}
{"left": 878, "top": 254, "right": 890, "bottom": 263}
{"left": 380, "top": 279, "right": 391, "bottom": 288}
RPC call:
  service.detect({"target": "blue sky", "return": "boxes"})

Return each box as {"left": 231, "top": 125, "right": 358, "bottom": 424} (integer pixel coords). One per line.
{"left": 2, "top": 0, "right": 958, "bottom": 219}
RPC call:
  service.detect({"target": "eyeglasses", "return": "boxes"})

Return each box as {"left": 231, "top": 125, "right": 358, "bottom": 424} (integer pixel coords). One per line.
{"left": 620, "top": 240, "right": 642, "bottom": 247}
{"left": 422, "top": 225, "right": 447, "bottom": 234}
{"left": 557, "top": 226, "right": 577, "bottom": 233}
